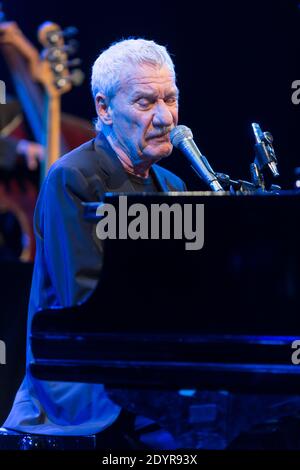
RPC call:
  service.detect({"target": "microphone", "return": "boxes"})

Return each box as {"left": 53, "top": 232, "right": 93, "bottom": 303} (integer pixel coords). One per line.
{"left": 170, "top": 125, "right": 223, "bottom": 192}
{"left": 252, "top": 123, "right": 279, "bottom": 178}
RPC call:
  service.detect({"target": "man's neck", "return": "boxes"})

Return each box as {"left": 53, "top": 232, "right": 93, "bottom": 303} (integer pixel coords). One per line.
{"left": 106, "top": 134, "right": 150, "bottom": 178}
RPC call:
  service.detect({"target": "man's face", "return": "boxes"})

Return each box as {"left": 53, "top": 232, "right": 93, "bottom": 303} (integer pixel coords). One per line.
{"left": 104, "top": 63, "right": 179, "bottom": 165}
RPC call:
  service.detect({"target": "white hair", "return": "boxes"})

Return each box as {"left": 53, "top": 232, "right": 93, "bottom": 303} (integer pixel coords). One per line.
{"left": 91, "top": 38, "right": 176, "bottom": 131}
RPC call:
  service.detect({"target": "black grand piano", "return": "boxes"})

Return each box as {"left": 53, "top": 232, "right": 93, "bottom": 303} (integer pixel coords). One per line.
{"left": 29, "top": 192, "right": 300, "bottom": 448}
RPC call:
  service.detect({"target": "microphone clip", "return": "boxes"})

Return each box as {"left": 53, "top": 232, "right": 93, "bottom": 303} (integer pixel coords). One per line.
{"left": 252, "top": 123, "right": 279, "bottom": 179}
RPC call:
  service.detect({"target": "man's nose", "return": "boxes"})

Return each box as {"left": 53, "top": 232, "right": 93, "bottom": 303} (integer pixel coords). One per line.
{"left": 152, "top": 101, "right": 174, "bottom": 127}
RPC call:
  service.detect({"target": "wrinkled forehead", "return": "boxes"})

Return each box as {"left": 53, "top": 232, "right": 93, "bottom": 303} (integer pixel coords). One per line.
{"left": 118, "top": 63, "right": 177, "bottom": 94}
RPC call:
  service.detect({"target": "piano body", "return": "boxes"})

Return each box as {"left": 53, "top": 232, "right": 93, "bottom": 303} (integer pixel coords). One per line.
{"left": 29, "top": 192, "right": 300, "bottom": 448}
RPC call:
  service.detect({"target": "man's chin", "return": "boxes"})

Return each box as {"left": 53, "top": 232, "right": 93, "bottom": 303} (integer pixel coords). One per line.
{"left": 145, "top": 144, "right": 173, "bottom": 161}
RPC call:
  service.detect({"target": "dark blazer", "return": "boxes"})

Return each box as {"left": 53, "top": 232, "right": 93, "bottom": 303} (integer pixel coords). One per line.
{"left": 3, "top": 132, "right": 186, "bottom": 435}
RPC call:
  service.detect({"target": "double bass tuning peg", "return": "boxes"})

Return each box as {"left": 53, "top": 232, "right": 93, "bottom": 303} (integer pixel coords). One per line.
{"left": 55, "top": 69, "right": 85, "bottom": 89}
{"left": 64, "top": 40, "right": 79, "bottom": 56}
{"left": 46, "top": 26, "right": 78, "bottom": 45}
{"left": 70, "top": 68, "right": 85, "bottom": 86}
{"left": 51, "top": 58, "right": 81, "bottom": 73}
{"left": 38, "top": 21, "right": 84, "bottom": 92}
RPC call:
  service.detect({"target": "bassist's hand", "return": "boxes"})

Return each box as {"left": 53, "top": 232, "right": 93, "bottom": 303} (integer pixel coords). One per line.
{"left": 16, "top": 139, "right": 45, "bottom": 171}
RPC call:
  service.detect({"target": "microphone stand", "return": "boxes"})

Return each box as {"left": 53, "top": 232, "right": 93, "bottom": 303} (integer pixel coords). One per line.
{"left": 214, "top": 123, "right": 281, "bottom": 195}
{"left": 215, "top": 172, "right": 281, "bottom": 195}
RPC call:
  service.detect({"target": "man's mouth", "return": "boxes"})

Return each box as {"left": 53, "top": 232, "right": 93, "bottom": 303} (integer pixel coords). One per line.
{"left": 147, "top": 132, "right": 170, "bottom": 141}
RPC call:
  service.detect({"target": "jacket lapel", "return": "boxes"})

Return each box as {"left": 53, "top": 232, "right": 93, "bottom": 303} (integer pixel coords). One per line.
{"left": 151, "top": 164, "right": 169, "bottom": 192}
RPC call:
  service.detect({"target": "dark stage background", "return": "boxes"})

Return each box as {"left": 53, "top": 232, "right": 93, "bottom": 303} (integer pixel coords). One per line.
{"left": 1, "top": 0, "right": 300, "bottom": 427}
{"left": 1, "top": 0, "right": 300, "bottom": 188}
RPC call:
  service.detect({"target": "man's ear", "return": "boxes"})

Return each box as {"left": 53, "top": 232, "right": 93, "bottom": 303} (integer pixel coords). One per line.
{"left": 95, "top": 93, "right": 113, "bottom": 125}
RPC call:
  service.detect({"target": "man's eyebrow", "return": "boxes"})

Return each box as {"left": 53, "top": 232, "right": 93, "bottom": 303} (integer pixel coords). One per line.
{"left": 131, "top": 90, "right": 157, "bottom": 99}
{"left": 166, "top": 89, "right": 179, "bottom": 98}
{"left": 131, "top": 88, "right": 179, "bottom": 100}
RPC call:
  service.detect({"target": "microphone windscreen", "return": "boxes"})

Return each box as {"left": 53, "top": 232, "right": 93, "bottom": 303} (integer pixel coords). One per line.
{"left": 170, "top": 125, "right": 193, "bottom": 148}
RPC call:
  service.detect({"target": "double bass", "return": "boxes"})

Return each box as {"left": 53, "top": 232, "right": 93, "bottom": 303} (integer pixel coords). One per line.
{"left": 0, "top": 11, "right": 95, "bottom": 260}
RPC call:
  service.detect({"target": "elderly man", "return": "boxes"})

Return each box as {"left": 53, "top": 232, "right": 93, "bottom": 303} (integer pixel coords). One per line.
{"left": 2, "top": 38, "right": 185, "bottom": 448}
